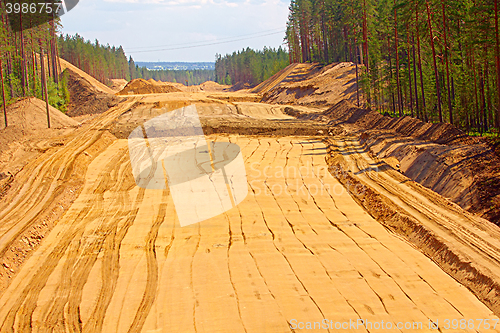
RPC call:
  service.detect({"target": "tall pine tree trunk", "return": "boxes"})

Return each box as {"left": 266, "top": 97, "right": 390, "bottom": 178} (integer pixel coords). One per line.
{"left": 388, "top": 36, "right": 396, "bottom": 115}
{"left": 321, "top": 3, "right": 329, "bottom": 63}
{"left": 0, "top": 58, "right": 7, "bottom": 128}
{"left": 416, "top": 6, "right": 427, "bottom": 121}
{"left": 426, "top": 0, "right": 443, "bottom": 122}
{"left": 362, "top": 0, "right": 371, "bottom": 106}
{"left": 19, "top": 12, "right": 27, "bottom": 96}
{"left": 495, "top": 0, "right": 500, "bottom": 133}
{"left": 407, "top": 25, "right": 414, "bottom": 117}
{"left": 442, "top": 0, "right": 453, "bottom": 124}
{"left": 394, "top": 1, "right": 403, "bottom": 116}
{"left": 412, "top": 35, "right": 420, "bottom": 119}
{"left": 40, "top": 48, "right": 51, "bottom": 129}
{"left": 471, "top": 48, "right": 481, "bottom": 133}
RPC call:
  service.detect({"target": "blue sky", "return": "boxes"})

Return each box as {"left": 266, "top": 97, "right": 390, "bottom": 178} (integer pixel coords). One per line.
{"left": 60, "top": 0, "right": 289, "bottom": 62}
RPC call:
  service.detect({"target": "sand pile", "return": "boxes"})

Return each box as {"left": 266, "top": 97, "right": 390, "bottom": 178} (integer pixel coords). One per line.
{"left": 199, "top": 81, "right": 230, "bottom": 92}
{"left": 117, "top": 79, "right": 183, "bottom": 95}
{"left": 227, "top": 82, "right": 253, "bottom": 92}
{"left": 0, "top": 97, "right": 79, "bottom": 155}
{"left": 1, "top": 97, "right": 78, "bottom": 130}
{"left": 109, "top": 79, "right": 128, "bottom": 91}
{"left": 65, "top": 69, "right": 123, "bottom": 117}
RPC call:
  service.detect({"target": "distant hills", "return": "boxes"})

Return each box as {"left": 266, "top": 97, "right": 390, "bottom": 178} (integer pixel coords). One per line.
{"left": 135, "top": 62, "right": 215, "bottom": 71}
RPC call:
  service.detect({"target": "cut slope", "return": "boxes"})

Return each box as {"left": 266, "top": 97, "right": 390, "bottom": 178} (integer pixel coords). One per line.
{"left": 291, "top": 100, "right": 500, "bottom": 224}
{"left": 261, "top": 62, "right": 359, "bottom": 106}
{"left": 250, "top": 63, "right": 301, "bottom": 94}
{"left": 59, "top": 58, "right": 117, "bottom": 94}
{"left": 249, "top": 62, "right": 359, "bottom": 107}
{"left": 117, "top": 78, "right": 183, "bottom": 95}
{"left": 109, "top": 79, "right": 128, "bottom": 91}
{"left": 64, "top": 69, "right": 123, "bottom": 117}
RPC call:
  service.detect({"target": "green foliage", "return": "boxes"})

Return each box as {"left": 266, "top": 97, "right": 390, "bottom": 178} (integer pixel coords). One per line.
{"left": 285, "top": 0, "right": 500, "bottom": 134}
{"left": 58, "top": 34, "right": 129, "bottom": 83}
{"left": 129, "top": 65, "right": 215, "bottom": 85}
{"left": 47, "top": 75, "right": 69, "bottom": 113}
{"left": 215, "top": 46, "right": 289, "bottom": 86}
{"left": 0, "top": 7, "right": 67, "bottom": 116}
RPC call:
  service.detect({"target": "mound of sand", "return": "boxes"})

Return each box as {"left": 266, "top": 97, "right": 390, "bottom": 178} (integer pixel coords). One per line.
{"left": 109, "top": 79, "right": 128, "bottom": 92}
{"left": 117, "top": 79, "right": 183, "bottom": 95}
{"left": 59, "top": 58, "right": 117, "bottom": 94}
{"left": 64, "top": 69, "right": 123, "bottom": 117}
{"left": 0, "top": 97, "right": 79, "bottom": 155}
{"left": 199, "top": 81, "right": 231, "bottom": 92}
{"left": 2, "top": 97, "right": 78, "bottom": 130}
{"left": 226, "top": 82, "right": 253, "bottom": 92}
{"left": 254, "top": 62, "right": 359, "bottom": 106}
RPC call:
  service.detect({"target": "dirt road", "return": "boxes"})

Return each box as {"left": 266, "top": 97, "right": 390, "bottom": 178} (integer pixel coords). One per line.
{"left": 0, "top": 93, "right": 499, "bottom": 332}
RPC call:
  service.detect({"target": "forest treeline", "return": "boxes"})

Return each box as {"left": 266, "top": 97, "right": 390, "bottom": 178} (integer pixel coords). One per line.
{"left": 286, "top": 0, "right": 500, "bottom": 134}
{"left": 0, "top": 6, "right": 69, "bottom": 117}
{"left": 58, "top": 34, "right": 129, "bottom": 83}
{"left": 128, "top": 57, "right": 215, "bottom": 85}
{"left": 215, "top": 47, "right": 289, "bottom": 85}
{"left": 58, "top": 34, "right": 215, "bottom": 85}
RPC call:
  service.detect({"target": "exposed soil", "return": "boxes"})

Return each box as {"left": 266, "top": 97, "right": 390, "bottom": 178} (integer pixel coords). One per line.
{"left": 199, "top": 80, "right": 231, "bottom": 92}
{"left": 117, "top": 78, "right": 184, "bottom": 95}
{"left": 0, "top": 97, "right": 78, "bottom": 159}
{"left": 65, "top": 69, "right": 124, "bottom": 117}
{"left": 284, "top": 100, "right": 500, "bottom": 225}
{"left": 59, "top": 58, "right": 117, "bottom": 94}
{"left": 109, "top": 78, "right": 128, "bottom": 91}
{"left": 1, "top": 62, "right": 500, "bottom": 331}
{"left": 325, "top": 135, "right": 500, "bottom": 316}
{"left": 255, "top": 62, "right": 359, "bottom": 106}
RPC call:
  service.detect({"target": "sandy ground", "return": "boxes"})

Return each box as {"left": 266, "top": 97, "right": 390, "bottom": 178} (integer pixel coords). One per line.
{"left": 0, "top": 90, "right": 499, "bottom": 332}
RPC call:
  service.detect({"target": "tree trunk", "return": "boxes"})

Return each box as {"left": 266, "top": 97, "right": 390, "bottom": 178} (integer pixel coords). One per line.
{"left": 407, "top": 25, "right": 414, "bottom": 117}
{"left": 321, "top": 3, "right": 329, "bottom": 63}
{"left": 495, "top": 0, "right": 500, "bottom": 133}
{"left": 40, "top": 48, "right": 51, "bottom": 129}
{"left": 388, "top": 36, "right": 396, "bottom": 116}
{"left": 480, "top": 64, "right": 487, "bottom": 132}
{"left": 19, "top": 12, "right": 28, "bottom": 96}
{"left": 471, "top": 48, "right": 480, "bottom": 134}
{"left": 362, "top": 0, "right": 371, "bottom": 107}
{"left": 412, "top": 35, "right": 420, "bottom": 119}
{"left": 416, "top": 6, "right": 427, "bottom": 121}
{"left": 394, "top": 1, "right": 403, "bottom": 116}
{"left": 485, "top": 49, "right": 493, "bottom": 127}
{"left": 426, "top": 1, "right": 443, "bottom": 122}
{"left": 0, "top": 58, "right": 7, "bottom": 128}
{"left": 355, "top": 37, "right": 360, "bottom": 107}
{"left": 441, "top": 0, "right": 453, "bottom": 124}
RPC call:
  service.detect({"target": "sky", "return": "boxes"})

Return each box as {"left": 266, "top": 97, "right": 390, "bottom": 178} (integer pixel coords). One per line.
{"left": 60, "top": 0, "right": 290, "bottom": 62}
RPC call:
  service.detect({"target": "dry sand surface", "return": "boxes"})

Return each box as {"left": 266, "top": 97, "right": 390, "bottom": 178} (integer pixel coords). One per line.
{"left": 0, "top": 97, "right": 79, "bottom": 176}
{"left": 1, "top": 67, "right": 500, "bottom": 332}
{"left": 109, "top": 79, "right": 128, "bottom": 92}
{"left": 64, "top": 69, "right": 123, "bottom": 117}
{"left": 252, "top": 62, "right": 359, "bottom": 107}
{"left": 59, "top": 58, "right": 117, "bottom": 95}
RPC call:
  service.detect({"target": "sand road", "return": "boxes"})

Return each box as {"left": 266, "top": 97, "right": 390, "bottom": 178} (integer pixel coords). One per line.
{"left": 0, "top": 94, "right": 499, "bottom": 332}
